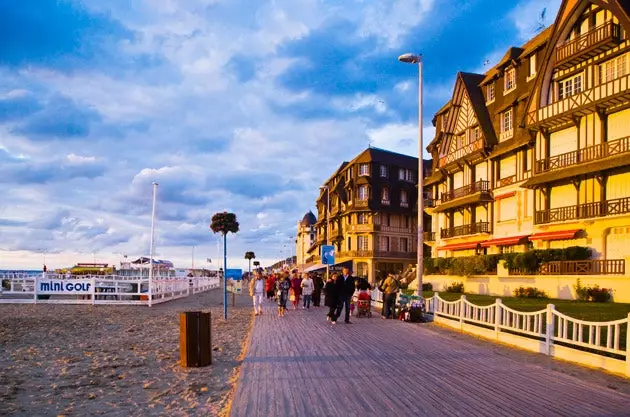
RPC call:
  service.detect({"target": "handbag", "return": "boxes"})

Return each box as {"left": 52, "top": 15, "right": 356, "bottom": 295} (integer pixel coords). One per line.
{"left": 289, "top": 288, "right": 296, "bottom": 302}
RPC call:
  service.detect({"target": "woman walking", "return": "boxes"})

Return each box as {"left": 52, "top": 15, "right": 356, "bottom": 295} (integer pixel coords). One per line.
{"left": 324, "top": 273, "right": 339, "bottom": 324}
{"left": 248, "top": 271, "right": 265, "bottom": 316}
{"left": 276, "top": 272, "right": 291, "bottom": 317}
{"left": 312, "top": 273, "right": 324, "bottom": 307}
{"left": 300, "top": 272, "right": 314, "bottom": 309}
{"left": 265, "top": 273, "right": 276, "bottom": 300}
{"left": 290, "top": 270, "right": 302, "bottom": 310}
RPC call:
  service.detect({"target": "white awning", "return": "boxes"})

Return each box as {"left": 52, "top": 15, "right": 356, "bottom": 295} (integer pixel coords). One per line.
{"left": 303, "top": 263, "right": 326, "bottom": 273}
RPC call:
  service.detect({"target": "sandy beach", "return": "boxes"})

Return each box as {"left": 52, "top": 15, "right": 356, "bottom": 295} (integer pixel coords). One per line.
{"left": 0, "top": 289, "right": 253, "bottom": 416}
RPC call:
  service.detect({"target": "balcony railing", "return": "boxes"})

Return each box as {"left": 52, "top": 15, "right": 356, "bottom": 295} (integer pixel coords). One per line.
{"left": 440, "top": 222, "right": 492, "bottom": 239}
{"left": 381, "top": 199, "right": 391, "bottom": 206}
{"left": 535, "top": 136, "right": 630, "bottom": 174}
{"left": 374, "top": 251, "right": 416, "bottom": 259}
{"left": 379, "top": 226, "right": 416, "bottom": 233}
{"left": 441, "top": 180, "right": 491, "bottom": 203}
{"left": 423, "top": 231, "right": 435, "bottom": 242}
{"left": 438, "top": 138, "right": 484, "bottom": 168}
{"left": 354, "top": 199, "right": 369, "bottom": 208}
{"left": 400, "top": 201, "right": 409, "bottom": 208}
{"left": 556, "top": 21, "right": 621, "bottom": 68}
{"left": 346, "top": 224, "right": 376, "bottom": 233}
{"left": 510, "top": 259, "right": 625, "bottom": 276}
{"left": 495, "top": 175, "right": 516, "bottom": 188}
{"left": 423, "top": 198, "right": 435, "bottom": 208}
{"left": 338, "top": 250, "right": 373, "bottom": 258}
{"left": 535, "top": 196, "right": 630, "bottom": 224}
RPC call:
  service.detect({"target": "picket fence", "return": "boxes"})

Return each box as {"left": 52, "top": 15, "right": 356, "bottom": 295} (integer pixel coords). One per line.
{"left": 0, "top": 273, "right": 220, "bottom": 306}
{"left": 370, "top": 290, "right": 630, "bottom": 377}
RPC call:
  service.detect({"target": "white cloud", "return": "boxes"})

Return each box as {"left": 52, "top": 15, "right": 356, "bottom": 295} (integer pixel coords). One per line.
{"left": 509, "top": 0, "right": 561, "bottom": 41}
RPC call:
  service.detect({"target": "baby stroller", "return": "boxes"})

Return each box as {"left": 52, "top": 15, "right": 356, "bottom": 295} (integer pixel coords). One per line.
{"left": 354, "top": 290, "right": 372, "bottom": 318}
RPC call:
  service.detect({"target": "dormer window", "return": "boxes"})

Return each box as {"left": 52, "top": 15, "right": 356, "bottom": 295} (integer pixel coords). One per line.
{"left": 558, "top": 73, "right": 583, "bottom": 100}
{"left": 359, "top": 163, "right": 370, "bottom": 176}
{"left": 358, "top": 185, "right": 369, "bottom": 200}
{"left": 527, "top": 54, "right": 537, "bottom": 80}
{"left": 487, "top": 83, "right": 495, "bottom": 103}
{"left": 500, "top": 108, "right": 513, "bottom": 141}
{"left": 380, "top": 164, "right": 389, "bottom": 178}
{"left": 504, "top": 68, "right": 516, "bottom": 93}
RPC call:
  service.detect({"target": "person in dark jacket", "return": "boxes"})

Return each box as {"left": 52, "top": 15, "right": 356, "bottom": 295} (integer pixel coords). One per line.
{"left": 324, "top": 273, "right": 339, "bottom": 323}
{"left": 312, "top": 273, "right": 324, "bottom": 307}
{"left": 334, "top": 266, "right": 356, "bottom": 324}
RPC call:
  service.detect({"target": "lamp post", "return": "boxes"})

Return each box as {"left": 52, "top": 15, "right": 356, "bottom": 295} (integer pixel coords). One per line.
{"left": 191, "top": 245, "right": 195, "bottom": 276}
{"left": 319, "top": 185, "right": 330, "bottom": 279}
{"left": 148, "top": 182, "right": 158, "bottom": 307}
{"left": 398, "top": 52, "right": 424, "bottom": 298}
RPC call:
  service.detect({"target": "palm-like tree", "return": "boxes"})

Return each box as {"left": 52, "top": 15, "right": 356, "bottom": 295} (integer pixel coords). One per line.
{"left": 244, "top": 251, "right": 256, "bottom": 275}
{"left": 210, "top": 211, "right": 240, "bottom": 319}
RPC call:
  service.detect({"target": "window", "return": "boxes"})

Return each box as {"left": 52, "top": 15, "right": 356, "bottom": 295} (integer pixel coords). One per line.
{"left": 358, "top": 213, "right": 368, "bottom": 224}
{"left": 501, "top": 108, "right": 513, "bottom": 133}
{"left": 558, "top": 73, "right": 583, "bottom": 100}
{"left": 500, "top": 245, "right": 515, "bottom": 254}
{"left": 359, "top": 163, "right": 370, "bottom": 176}
{"left": 380, "top": 164, "right": 389, "bottom": 178}
{"left": 469, "top": 126, "right": 481, "bottom": 142}
{"left": 404, "top": 215, "right": 409, "bottom": 228}
{"left": 379, "top": 236, "right": 390, "bottom": 251}
{"left": 347, "top": 237, "right": 352, "bottom": 251}
{"left": 400, "top": 190, "right": 408, "bottom": 207}
{"left": 381, "top": 187, "right": 390, "bottom": 205}
{"left": 600, "top": 54, "right": 628, "bottom": 84}
{"left": 487, "top": 83, "right": 495, "bottom": 102}
{"left": 358, "top": 185, "right": 369, "bottom": 200}
{"left": 504, "top": 68, "right": 516, "bottom": 92}
{"left": 405, "top": 169, "right": 416, "bottom": 182}
{"left": 310, "top": 233, "right": 314, "bottom": 241}
{"left": 347, "top": 188, "right": 353, "bottom": 202}
{"left": 528, "top": 54, "right": 537, "bottom": 79}
{"left": 398, "top": 168, "right": 405, "bottom": 180}
{"left": 358, "top": 236, "right": 369, "bottom": 251}
{"left": 400, "top": 238, "right": 408, "bottom": 252}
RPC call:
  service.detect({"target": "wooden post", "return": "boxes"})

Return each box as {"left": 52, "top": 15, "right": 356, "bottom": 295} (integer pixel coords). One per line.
{"left": 460, "top": 294, "right": 466, "bottom": 331}
{"left": 433, "top": 292, "right": 439, "bottom": 318}
{"left": 626, "top": 313, "right": 630, "bottom": 377}
{"left": 180, "top": 311, "right": 212, "bottom": 367}
{"left": 232, "top": 291, "right": 235, "bottom": 307}
{"left": 546, "top": 304, "right": 555, "bottom": 356}
{"left": 495, "top": 298, "right": 502, "bottom": 340}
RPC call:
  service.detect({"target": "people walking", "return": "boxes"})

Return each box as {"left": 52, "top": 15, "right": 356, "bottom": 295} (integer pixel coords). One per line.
{"left": 324, "top": 273, "right": 339, "bottom": 323}
{"left": 265, "top": 273, "right": 276, "bottom": 300}
{"left": 300, "top": 272, "right": 314, "bottom": 309}
{"left": 380, "top": 273, "right": 400, "bottom": 319}
{"left": 276, "top": 272, "right": 291, "bottom": 317}
{"left": 290, "top": 270, "right": 302, "bottom": 310}
{"left": 249, "top": 271, "right": 265, "bottom": 316}
{"left": 312, "top": 273, "right": 324, "bottom": 307}
{"left": 334, "top": 266, "right": 356, "bottom": 324}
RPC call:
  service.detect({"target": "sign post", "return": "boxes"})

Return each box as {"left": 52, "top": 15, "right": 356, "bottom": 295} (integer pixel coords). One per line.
{"left": 321, "top": 245, "right": 335, "bottom": 280}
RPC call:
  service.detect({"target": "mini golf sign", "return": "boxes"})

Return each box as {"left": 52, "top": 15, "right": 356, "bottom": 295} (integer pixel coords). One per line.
{"left": 38, "top": 279, "right": 94, "bottom": 294}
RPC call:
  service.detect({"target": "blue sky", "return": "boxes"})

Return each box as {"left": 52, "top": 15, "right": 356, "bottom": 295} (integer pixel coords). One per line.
{"left": 0, "top": 0, "right": 560, "bottom": 270}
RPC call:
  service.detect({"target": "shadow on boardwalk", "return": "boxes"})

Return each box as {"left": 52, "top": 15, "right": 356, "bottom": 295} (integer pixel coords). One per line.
{"left": 230, "top": 300, "right": 630, "bottom": 417}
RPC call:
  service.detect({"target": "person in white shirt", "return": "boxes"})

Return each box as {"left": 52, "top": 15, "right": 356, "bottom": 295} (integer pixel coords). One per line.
{"left": 249, "top": 272, "right": 265, "bottom": 316}
{"left": 300, "top": 272, "right": 314, "bottom": 309}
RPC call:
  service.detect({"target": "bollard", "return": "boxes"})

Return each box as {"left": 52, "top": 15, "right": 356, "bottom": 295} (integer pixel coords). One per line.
{"left": 232, "top": 291, "right": 235, "bottom": 307}
{"left": 179, "top": 311, "right": 212, "bottom": 367}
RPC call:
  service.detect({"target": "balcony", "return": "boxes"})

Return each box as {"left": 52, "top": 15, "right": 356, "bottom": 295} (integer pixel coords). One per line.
{"left": 354, "top": 199, "right": 369, "bottom": 208}
{"left": 330, "top": 206, "right": 340, "bottom": 216}
{"left": 527, "top": 73, "right": 630, "bottom": 128}
{"left": 374, "top": 251, "right": 416, "bottom": 259}
{"left": 510, "top": 259, "right": 625, "bottom": 276}
{"left": 535, "top": 197, "right": 630, "bottom": 224}
{"left": 440, "top": 222, "right": 492, "bottom": 239}
{"left": 556, "top": 21, "right": 621, "bottom": 70}
{"left": 423, "top": 198, "right": 435, "bottom": 208}
{"left": 346, "top": 224, "right": 377, "bottom": 233}
{"left": 441, "top": 180, "right": 491, "bottom": 203}
{"left": 330, "top": 229, "right": 344, "bottom": 240}
{"left": 438, "top": 138, "right": 484, "bottom": 168}
{"left": 379, "top": 226, "right": 416, "bottom": 234}
{"left": 537, "top": 136, "right": 630, "bottom": 174}
{"left": 495, "top": 175, "right": 517, "bottom": 189}
{"left": 338, "top": 250, "right": 373, "bottom": 258}
{"left": 423, "top": 231, "right": 435, "bottom": 242}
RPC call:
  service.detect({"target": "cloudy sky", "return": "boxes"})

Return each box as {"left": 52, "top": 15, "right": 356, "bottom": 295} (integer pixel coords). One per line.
{"left": 0, "top": 0, "right": 560, "bottom": 271}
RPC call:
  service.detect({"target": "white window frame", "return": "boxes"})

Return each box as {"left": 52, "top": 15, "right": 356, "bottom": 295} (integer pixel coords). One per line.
{"left": 359, "top": 163, "right": 370, "bottom": 176}
{"left": 381, "top": 187, "right": 390, "bottom": 205}
{"left": 379, "top": 236, "right": 390, "bottom": 251}
{"left": 400, "top": 189, "right": 408, "bottom": 206}
{"left": 358, "top": 235, "right": 369, "bottom": 251}
{"left": 380, "top": 164, "right": 389, "bottom": 178}
{"left": 358, "top": 185, "right": 369, "bottom": 201}
{"left": 504, "top": 68, "right": 516, "bottom": 94}
{"left": 398, "top": 168, "right": 405, "bottom": 180}
{"left": 358, "top": 213, "right": 368, "bottom": 224}
{"left": 500, "top": 108, "right": 513, "bottom": 141}
{"left": 487, "top": 83, "right": 495, "bottom": 103}
{"left": 405, "top": 169, "right": 415, "bottom": 182}
{"left": 527, "top": 54, "right": 537, "bottom": 81}
{"left": 558, "top": 73, "right": 583, "bottom": 100}
{"left": 600, "top": 54, "right": 628, "bottom": 84}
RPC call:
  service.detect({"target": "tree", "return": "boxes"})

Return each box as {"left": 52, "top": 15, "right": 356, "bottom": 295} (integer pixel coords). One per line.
{"left": 210, "top": 211, "right": 240, "bottom": 319}
{"left": 244, "top": 251, "right": 256, "bottom": 275}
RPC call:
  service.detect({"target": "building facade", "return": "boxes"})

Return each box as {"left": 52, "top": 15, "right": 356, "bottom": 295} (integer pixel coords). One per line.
{"left": 296, "top": 211, "right": 317, "bottom": 268}
{"left": 306, "top": 147, "right": 430, "bottom": 283}
{"left": 425, "top": 0, "right": 630, "bottom": 266}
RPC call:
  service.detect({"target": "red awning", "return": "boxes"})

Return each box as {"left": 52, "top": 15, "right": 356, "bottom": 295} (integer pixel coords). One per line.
{"left": 438, "top": 242, "right": 483, "bottom": 251}
{"left": 494, "top": 191, "right": 517, "bottom": 200}
{"left": 529, "top": 229, "right": 581, "bottom": 241}
{"left": 480, "top": 235, "right": 530, "bottom": 247}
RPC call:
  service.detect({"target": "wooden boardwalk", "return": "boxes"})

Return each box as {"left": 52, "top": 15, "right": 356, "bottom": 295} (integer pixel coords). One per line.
{"left": 230, "top": 302, "right": 630, "bottom": 417}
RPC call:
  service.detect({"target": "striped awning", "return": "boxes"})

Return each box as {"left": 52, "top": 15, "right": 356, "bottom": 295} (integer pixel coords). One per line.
{"left": 480, "top": 235, "right": 530, "bottom": 247}
{"left": 529, "top": 229, "right": 581, "bottom": 241}
{"left": 438, "top": 242, "right": 483, "bottom": 251}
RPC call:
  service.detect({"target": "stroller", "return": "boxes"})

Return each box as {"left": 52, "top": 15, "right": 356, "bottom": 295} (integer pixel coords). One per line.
{"left": 353, "top": 290, "right": 372, "bottom": 318}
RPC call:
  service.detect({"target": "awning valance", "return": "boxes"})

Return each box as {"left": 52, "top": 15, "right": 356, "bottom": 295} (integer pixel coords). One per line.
{"left": 303, "top": 263, "right": 326, "bottom": 273}
{"left": 494, "top": 191, "right": 517, "bottom": 200}
{"left": 438, "top": 242, "right": 483, "bottom": 251}
{"left": 529, "top": 229, "right": 581, "bottom": 241}
{"left": 480, "top": 235, "right": 530, "bottom": 247}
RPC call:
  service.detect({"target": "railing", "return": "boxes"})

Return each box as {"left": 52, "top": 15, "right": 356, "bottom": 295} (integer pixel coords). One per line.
{"left": 423, "top": 198, "right": 435, "bottom": 208}
{"left": 535, "top": 196, "right": 630, "bottom": 224}
{"left": 535, "top": 136, "right": 630, "bottom": 174}
{"left": 354, "top": 200, "right": 369, "bottom": 208}
{"left": 374, "top": 251, "right": 416, "bottom": 259}
{"left": 441, "top": 180, "right": 491, "bottom": 203}
{"left": 379, "top": 226, "right": 416, "bottom": 233}
{"left": 432, "top": 293, "right": 630, "bottom": 376}
{"left": 370, "top": 289, "right": 435, "bottom": 315}
{"left": 330, "top": 229, "right": 343, "bottom": 240}
{"left": 438, "top": 138, "right": 484, "bottom": 168}
{"left": 441, "top": 222, "right": 491, "bottom": 239}
{"left": 556, "top": 21, "right": 621, "bottom": 64}
{"left": 330, "top": 206, "right": 340, "bottom": 216}
{"left": 509, "top": 259, "right": 625, "bottom": 276}
{"left": 381, "top": 199, "right": 391, "bottom": 206}
{"left": 346, "top": 224, "right": 376, "bottom": 233}
{"left": 498, "top": 130, "right": 513, "bottom": 142}
{"left": 338, "top": 250, "right": 373, "bottom": 258}
{"left": 400, "top": 201, "right": 409, "bottom": 208}
{"left": 423, "top": 231, "right": 435, "bottom": 242}
{"left": 495, "top": 175, "right": 516, "bottom": 188}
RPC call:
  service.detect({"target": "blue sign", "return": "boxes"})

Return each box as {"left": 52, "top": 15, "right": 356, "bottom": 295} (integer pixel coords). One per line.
{"left": 225, "top": 269, "right": 243, "bottom": 280}
{"left": 321, "top": 245, "right": 335, "bottom": 265}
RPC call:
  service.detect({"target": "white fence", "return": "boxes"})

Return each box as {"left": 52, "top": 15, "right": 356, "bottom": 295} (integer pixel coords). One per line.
{"left": 0, "top": 273, "right": 220, "bottom": 306}
{"left": 430, "top": 293, "right": 630, "bottom": 377}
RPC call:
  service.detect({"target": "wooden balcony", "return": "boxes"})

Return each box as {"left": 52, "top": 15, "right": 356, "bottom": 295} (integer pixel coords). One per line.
{"left": 440, "top": 222, "right": 492, "bottom": 239}
{"left": 510, "top": 259, "right": 625, "bottom": 275}
{"left": 374, "top": 251, "right": 416, "bottom": 259}
{"left": 438, "top": 138, "right": 484, "bottom": 168}
{"left": 423, "top": 231, "right": 435, "bottom": 242}
{"left": 346, "top": 224, "right": 377, "bottom": 233}
{"left": 441, "top": 180, "right": 491, "bottom": 203}
{"left": 535, "top": 197, "right": 630, "bottom": 224}
{"left": 354, "top": 200, "right": 369, "bottom": 208}
{"left": 556, "top": 21, "right": 621, "bottom": 70}
{"left": 495, "top": 175, "right": 517, "bottom": 189}
{"left": 379, "top": 226, "right": 416, "bottom": 234}
{"left": 528, "top": 72, "right": 630, "bottom": 128}
{"left": 338, "top": 250, "right": 373, "bottom": 258}
{"left": 535, "top": 136, "right": 630, "bottom": 174}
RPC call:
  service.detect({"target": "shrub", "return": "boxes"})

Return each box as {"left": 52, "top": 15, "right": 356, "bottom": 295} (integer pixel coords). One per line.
{"left": 451, "top": 257, "right": 487, "bottom": 277}
{"left": 446, "top": 282, "right": 464, "bottom": 293}
{"left": 513, "top": 286, "right": 548, "bottom": 299}
{"left": 423, "top": 258, "right": 438, "bottom": 275}
{"left": 574, "top": 278, "right": 612, "bottom": 303}
{"left": 422, "top": 282, "right": 433, "bottom": 292}
{"left": 1, "top": 279, "right": 9, "bottom": 289}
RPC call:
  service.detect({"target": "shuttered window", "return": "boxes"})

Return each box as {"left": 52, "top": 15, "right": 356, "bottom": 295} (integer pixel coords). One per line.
{"left": 607, "top": 172, "right": 630, "bottom": 200}
{"left": 453, "top": 171, "right": 464, "bottom": 189}
{"left": 498, "top": 196, "right": 516, "bottom": 221}
{"left": 499, "top": 155, "right": 516, "bottom": 179}
{"left": 549, "top": 127, "right": 578, "bottom": 157}
{"left": 608, "top": 109, "right": 630, "bottom": 141}
{"left": 550, "top": 184, "right": 577, "bottom": 209}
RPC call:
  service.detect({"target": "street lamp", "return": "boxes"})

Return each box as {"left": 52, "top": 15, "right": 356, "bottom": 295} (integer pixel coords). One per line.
{"left": 398, "top": 52, "right": 424, "bottom": 298}
{"left": 148, "top": 182, "right": 159, "bottom": 307}
{"left": 319, "top": 185, "right": 330, "bottom": 279}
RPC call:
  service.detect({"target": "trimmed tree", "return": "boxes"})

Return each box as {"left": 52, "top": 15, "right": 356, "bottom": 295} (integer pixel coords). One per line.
{"left": 244, "top": 251, "right": 256, "bottom": 276}
{"left": 210, "top": 211, "right": 240, "bottom": 319}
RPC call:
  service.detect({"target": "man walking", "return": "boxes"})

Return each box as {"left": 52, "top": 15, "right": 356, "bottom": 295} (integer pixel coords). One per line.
{"left": 335, "top": 266, "right": 356, "bottom": 324}
{"left": 249, "top": 271, "right": 265, "bottom": 316}
{"left": 381, "top": 273, "right": 399, "bottom": 319}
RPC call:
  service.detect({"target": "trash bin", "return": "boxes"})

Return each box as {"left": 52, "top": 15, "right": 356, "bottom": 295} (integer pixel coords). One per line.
{"left": 179, "top": 311, "right": 212, "bottom": 367}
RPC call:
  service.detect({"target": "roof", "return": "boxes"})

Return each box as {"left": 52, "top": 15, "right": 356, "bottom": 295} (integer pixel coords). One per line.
{"left": 300, "top": 211, "right": 317, "bottom": 226}
{"left": 459, "top": 72, "right": 497, "bottom": 147}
